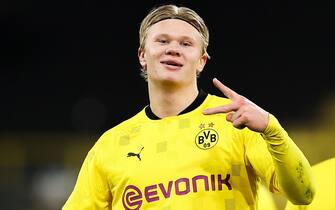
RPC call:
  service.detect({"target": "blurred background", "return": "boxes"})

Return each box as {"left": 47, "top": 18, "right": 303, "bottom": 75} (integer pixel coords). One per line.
{"left": 1, "top": 0, "right": 334, "bottom": 209}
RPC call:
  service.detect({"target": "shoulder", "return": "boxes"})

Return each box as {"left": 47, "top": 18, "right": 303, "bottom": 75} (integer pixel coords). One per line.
{"left": 94, "top": 107, "right": 148, "bottom": 146}
{"left": 90, "top": 108, "right": 148, "bottom": 160}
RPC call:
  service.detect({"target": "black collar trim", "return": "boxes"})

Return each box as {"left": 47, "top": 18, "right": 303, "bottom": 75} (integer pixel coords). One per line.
{"left": 145, "top": 89, "right": 208, "bottom": 120}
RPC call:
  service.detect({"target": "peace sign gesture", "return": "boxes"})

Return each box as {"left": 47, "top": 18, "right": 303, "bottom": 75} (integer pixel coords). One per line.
{"left": 203, "top": 78, "right": 269, "bottom": 133}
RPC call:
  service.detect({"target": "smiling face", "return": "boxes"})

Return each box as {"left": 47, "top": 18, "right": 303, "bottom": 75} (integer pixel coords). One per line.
{"left": 138, "top": 19, "right": 207, "bottom": 87}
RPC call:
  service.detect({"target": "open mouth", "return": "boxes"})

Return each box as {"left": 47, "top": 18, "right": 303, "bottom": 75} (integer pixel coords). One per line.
{"left": 160, "top": 60, "right": 183, "bottom": 67}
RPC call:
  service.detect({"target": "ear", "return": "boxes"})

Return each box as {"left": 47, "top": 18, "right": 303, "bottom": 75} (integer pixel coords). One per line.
{"left": 138, "top": 47, "right": 146, "bottom": 68}
{"left": 196, "top": 54, "right": 207, "bottom": 74}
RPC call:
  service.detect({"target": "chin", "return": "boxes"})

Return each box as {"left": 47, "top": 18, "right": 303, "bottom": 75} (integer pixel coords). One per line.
{"left": 161, "top": 78, "right": 181, "bottom": 85}
{"left": 151, "top": 76, "right": 182, "bottom": 87}
{"left": 149, "top": 71, "right": 187, "bottom": 86}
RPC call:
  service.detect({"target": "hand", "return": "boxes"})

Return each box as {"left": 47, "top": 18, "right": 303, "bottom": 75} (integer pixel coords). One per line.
{"left": 203, "top": 78, "right": 269, "bottom": 132}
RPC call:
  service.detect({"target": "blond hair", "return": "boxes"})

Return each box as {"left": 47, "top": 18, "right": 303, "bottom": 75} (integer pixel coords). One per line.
{"left": 139, "top": 4, "right": 210, "bottom": 79}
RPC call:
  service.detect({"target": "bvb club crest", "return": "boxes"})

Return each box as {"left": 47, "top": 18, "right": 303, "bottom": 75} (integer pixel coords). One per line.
{"left": 195, "top": 122, "right": 219, "bottom": 150}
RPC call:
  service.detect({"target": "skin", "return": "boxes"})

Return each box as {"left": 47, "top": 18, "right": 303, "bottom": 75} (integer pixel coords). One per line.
{"left": 203, "top": 78, "right": 269, "bottom": 133}
{"left": 138, "top": 19, "right": 269, "bottom": 132}
{"left": 138, "top": 19, "right": 207, "bottom": 118}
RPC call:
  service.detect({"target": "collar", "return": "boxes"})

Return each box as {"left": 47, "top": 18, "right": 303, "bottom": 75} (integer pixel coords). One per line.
{"left": 145, "top": 89, "right": 208, "bottom": 120}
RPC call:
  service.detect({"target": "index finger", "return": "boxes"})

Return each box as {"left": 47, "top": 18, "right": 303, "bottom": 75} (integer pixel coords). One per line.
{"left": 213, "top": 78, "right": 239, "bottom": 100}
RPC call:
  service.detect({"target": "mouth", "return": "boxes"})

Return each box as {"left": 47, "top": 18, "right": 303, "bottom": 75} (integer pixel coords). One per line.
{"left": 160, "top": 60, "right": 183, "bottom": 68}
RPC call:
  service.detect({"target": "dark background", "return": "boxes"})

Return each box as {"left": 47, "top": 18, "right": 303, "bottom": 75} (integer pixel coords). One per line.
{"left": 1, "top": 1, "right": 335, "bottom": 210}
{"left": 2, "top": 0, "right": 334, "bottom": 134}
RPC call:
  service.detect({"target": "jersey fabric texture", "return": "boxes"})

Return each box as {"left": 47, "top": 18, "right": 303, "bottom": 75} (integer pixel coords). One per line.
{"left": 63, "top": 92, "right": 304, "bottom": 210}
{"left": 285, "top": 157, "right": 335, "bottom": 210}
{"left": 258, "top": 183, "right": 278, "bottom": 210}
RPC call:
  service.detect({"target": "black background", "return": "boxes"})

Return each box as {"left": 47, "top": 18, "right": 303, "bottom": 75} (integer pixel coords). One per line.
{"left": 2, "top": 0, "right": 334, "bottom": 134}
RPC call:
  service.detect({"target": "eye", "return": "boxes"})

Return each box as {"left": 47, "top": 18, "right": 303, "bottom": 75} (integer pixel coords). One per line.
{"left": 182, "top": 41, "right": 192, "bottom": 47}
{"left": 157, "top": 39, "right": 168, "bottom": 44}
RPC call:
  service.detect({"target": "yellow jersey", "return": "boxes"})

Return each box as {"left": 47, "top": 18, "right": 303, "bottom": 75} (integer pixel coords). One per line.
{"left": 258, "top": 183, "right": 277, "bottom": 210}
{"left": 63, "top": 92, "right": 308, "bottom": 210}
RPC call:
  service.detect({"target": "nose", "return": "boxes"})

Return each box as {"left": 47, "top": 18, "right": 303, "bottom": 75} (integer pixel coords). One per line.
{"left": 165, "top": 44, "right": 181, "bottom": 56}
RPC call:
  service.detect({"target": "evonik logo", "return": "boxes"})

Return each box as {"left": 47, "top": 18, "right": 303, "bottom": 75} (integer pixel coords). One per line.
{"left": 122, "top": 173, "right": 231, "bottom": 210}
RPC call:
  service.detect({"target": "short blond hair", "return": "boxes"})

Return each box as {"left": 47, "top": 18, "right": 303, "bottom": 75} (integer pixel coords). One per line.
{"left": 139, "top": 4, "right": 210, "bottom": 58}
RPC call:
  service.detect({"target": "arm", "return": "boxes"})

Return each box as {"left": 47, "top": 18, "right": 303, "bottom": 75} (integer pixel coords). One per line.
{"left": 62, "top": 139, "right": 112, "bottom": 210}
{"left": 203, "top": 78, "right": 315, "bottom": 204}
{"left": 262, "top": 114, "right": 315, "bottom": 204}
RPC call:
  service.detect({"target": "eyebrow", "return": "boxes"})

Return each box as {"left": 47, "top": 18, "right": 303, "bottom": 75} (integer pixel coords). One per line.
{"left": 154, "top": 34, "right": 196, "bottom": 42}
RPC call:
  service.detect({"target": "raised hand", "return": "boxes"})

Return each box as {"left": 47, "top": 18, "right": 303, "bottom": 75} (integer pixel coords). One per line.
{"left": 203, "top": 78, "right": 269, "bottom": 133}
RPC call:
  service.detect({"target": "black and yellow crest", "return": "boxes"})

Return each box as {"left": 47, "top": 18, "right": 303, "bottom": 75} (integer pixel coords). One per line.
{"left": 195, "top": 122, "right": 219, "bottom": 150}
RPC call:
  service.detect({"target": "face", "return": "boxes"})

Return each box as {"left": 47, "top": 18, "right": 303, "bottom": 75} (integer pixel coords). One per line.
{"left": 138, "top": 19, "right": 207, "bottom": 86}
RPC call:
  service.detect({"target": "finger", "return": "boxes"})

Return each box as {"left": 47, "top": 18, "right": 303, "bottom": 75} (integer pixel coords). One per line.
{"left": 226, "top": 112, "right": 234, "bottom": 122}
{"left": 231, "top": 108, "right": 244, "bottom": 122}
{"left": 203, "top": 103, "right": 239, "bottom": 115}
{"left": 203, "top": 106, "right": 228, "bottom": 115}
{"left": 213, "top": 78, "right": 239, "bottom": 100}
{"left": 232, "top": 115, "right": 247, "bottom": 129}
{"left": 226, "top": 109, "right": 247, "bottom": 129}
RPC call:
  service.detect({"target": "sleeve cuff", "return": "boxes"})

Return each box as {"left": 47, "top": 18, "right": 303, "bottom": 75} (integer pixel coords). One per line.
{"left": 261, "top": 113, "right": 285, "bottom": 138}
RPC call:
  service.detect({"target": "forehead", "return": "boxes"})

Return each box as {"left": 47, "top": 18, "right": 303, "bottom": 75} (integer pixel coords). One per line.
{"left": 147, "top": 19, "right": 201, "bottom": 40}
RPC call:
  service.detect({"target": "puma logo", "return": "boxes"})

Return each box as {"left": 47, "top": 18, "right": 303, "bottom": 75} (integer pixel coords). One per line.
{"left": 127, "top": 147, "right": 144, "bottom": 161}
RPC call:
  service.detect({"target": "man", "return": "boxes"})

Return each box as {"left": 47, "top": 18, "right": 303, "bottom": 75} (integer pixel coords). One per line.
{"left": 285, "top": 157, "right": 335, "bottom": 210}
{"left": 63, "top": 4, "right": 315, "bottom": 209}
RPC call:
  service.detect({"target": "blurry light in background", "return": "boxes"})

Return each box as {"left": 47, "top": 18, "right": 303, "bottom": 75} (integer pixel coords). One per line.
{"left": 31, "top": 167, "right": 77, "bottom": 210}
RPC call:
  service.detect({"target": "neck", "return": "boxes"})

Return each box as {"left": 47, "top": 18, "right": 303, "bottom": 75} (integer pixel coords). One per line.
{"left": 148, "top": 81, "right": 199, "bottom": 118}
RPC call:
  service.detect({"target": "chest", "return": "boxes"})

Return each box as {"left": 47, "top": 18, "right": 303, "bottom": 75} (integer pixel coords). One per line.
{"left": 110, "top": 117, "right": 247, "bottom": 187}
